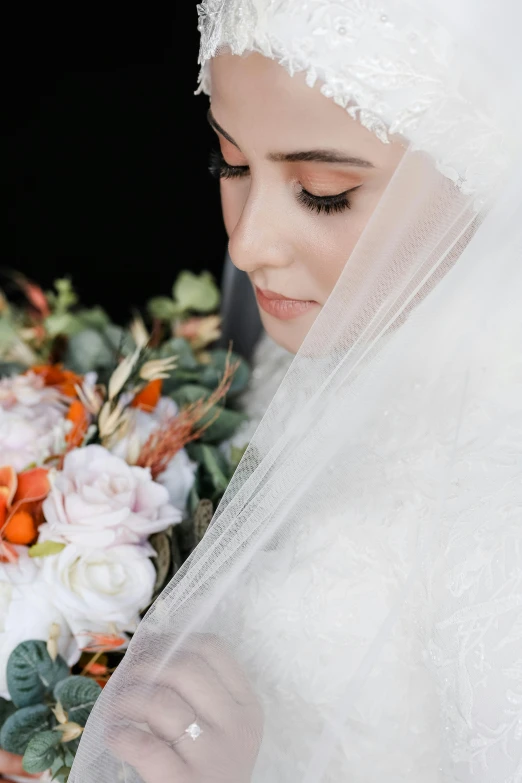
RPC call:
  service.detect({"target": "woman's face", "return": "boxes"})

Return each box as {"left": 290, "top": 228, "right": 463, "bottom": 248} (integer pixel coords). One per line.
{"left": 209, "top": 53, "right": 405, "bottom": 353}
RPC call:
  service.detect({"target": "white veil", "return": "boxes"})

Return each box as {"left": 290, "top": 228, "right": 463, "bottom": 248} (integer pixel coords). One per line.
{"left": 71, "top": 2, "right": 522, "bottom": 781}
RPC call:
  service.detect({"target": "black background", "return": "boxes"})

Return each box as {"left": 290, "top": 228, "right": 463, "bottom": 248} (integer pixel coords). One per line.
{"left": 6, "top": 4, "right": 226, "bottom": 322}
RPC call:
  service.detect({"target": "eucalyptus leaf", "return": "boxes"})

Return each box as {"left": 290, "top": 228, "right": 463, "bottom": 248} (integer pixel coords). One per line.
{"left": 0, "top": 704, "right": 53, "bottom": 755}
{"left": 54, "top": 676, "right": 102, "bottom": 726}
{"left": 50, "top": 752, "right": 66, "bottom": 776}
{"left": 173, "top": 271, "right": 220, "bottom": 314}
{"left": 187, "top": 443, "right": 230, "bottom": 495}
{"left": 170, "top": 383, "right": 211, "bottom": 408}
{"left": 76, "top": 306, "right": 110, "bottom": 331}
{"left": 53, "top": 765, "right": 72, "bottom": 783}
{"left": 64, "top": 329, "right": 114, "bottom": 374}
{"left": 147, "top": 296, "right": 181, "bottom": 321}
{"left": 23, "top": 729, "right": 61, "bottom": 774}
{"left": 157, "top": 337, "right": 198, "bottom": 369}
{"left": 230, "top": 444, "right": 248, "bottom": 471}
{"left": 6, "top": 640, "right": 69, "bottom": 708}
{"left": 0, "top": 697, "right": 16, "bottom": 731}
{"left": 170, "top": 384, "right": 245, "bottom": 443}
{"left": 44, "top": 313, "right": 80, "bottom": 338}
{"left": 199, "top": 407, "right": 246, "bottom": 444}
{"left": 103, "top": 324, "right": 130, "bottom": 353}
{"left": 198, "top": 349, "right": 250, "bottom": 394}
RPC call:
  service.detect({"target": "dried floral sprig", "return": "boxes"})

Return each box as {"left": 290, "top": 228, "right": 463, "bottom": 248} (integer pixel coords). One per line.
{"left": 139, "top": 356, "right": 178, "bottom": 382}
{"left": 129, "top": 313, "right": 150, "bottom": 350}
{"left": 137, "top": 350, "right": 239, "bottom": 479}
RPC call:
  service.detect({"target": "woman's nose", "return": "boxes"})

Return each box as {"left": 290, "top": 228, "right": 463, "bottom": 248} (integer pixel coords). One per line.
{"left": 227, "top": 188, "right": 294, "bottom": 274}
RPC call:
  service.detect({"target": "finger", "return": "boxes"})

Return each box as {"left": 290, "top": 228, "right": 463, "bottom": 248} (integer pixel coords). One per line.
{"left": 118, "top": 686, "right": 200, "bottom": 744}
{"left": 126, "top": 656, "right": 233, "bottom": 726}
{"left": 159, "top": 654, "right": 235, "bottom": 725}
{"left": 0, "top": 750, "right": 40, "bottom": 778}
{"left": 110, "top": 724, "right": 187, "bottom": 783}
{"left": 184, "top": 633, "right": 258, "bottom": 706}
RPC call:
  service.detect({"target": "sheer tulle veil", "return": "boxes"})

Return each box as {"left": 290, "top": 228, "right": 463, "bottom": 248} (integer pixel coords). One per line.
{"left": 71, "top": 1, "right": 522, "bottom": 781}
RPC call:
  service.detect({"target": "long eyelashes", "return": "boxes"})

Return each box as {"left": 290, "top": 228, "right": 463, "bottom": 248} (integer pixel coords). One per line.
{"left": 296, "top": 188, "right": 352, "bottom": 215}
{"left": 209, "top": 149, "right": 249, "bottom": 180}
{"left": 209, "top": 149, "right": 356, "bottom": 215}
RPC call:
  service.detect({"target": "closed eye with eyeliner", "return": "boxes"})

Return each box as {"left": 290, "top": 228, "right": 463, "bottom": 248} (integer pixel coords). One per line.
{"left": 209, "top": 148, "right": 361, "bottom": 215}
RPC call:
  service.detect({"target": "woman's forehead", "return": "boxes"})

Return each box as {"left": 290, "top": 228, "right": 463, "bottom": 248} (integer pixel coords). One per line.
{"left": 209, "top": 53, "right": 404, "bottom": 166}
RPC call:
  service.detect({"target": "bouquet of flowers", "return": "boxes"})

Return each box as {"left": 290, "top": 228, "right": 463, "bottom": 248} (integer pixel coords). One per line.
{"left": 0, "top": 271, "right": 250, "bottom": 781}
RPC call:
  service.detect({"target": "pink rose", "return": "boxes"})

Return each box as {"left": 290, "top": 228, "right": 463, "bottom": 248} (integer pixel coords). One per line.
{"left": 0, "top": 374, "right": 68, "bottom": 471}
{"left": 40, "top": 445, "right": 181, "bottom": 548}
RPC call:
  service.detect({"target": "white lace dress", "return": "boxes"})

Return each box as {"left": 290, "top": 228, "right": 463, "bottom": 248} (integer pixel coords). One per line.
{"left": 228, "top": 333, "right": 522, "bottom": 783}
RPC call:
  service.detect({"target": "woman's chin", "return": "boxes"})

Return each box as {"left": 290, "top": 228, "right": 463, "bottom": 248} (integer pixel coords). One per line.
{"left": 259, "top": 308, "right": 318, "bottom": 355}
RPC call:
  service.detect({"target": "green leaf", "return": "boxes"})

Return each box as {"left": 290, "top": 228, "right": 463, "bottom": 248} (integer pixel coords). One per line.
{"left": 170, "top": 383, "right": 211, "bottom": 408}
{"left": 50, "top": 752, "right": 66, "bottom": 777}
{"left": 230, "top": 444, "right": 248, "bottom": 471}
{"left": 76, "top": 306, "right": 111, "bottom": 331}
{"left": 54, "top": 676, "right": 102, "bottom": 726}
{"left": 173, "top": 271, "right": 220, "bottom": 314}
{"left": 0, "top": 704, "right": 53, "bottom": 755}
{"left": 147, "top": 296, "right": 181, "bottom": 321}
{"left": 44, "top": 313, "right": 80, "bottom": 339}
{"left": 23, "top": 729, "right": 61, "bottom": 774}
{"left": 198, "top": 349, "right": 250, "bottom": 394}
{"left": 199, "top": 407, "right": 246, "bottom": 444}
{"left": 6, "top": 641, "right": 70, "bottom": 708}
{"left": 187, "top": 443, "right": 230, "bottom": 495}
{"left": 64, "top": 328, "right": 114, "bottom": 374}
{"left": 158, "top": 337, "right": 198, "bottom": 369}
{"left": 170, "top": 384, "right": 246, "bottom": 443}
{"left": 50, "top": 278, "right": 78, "bottom": 314}
{"left": 29, "top": 540, "right": 66, "bottom": 558}
{"left": 52, "top": 765, "right": 72, "bottom": 783}
{"left": 0, "top": 697, "right": 16, "bottom": 731}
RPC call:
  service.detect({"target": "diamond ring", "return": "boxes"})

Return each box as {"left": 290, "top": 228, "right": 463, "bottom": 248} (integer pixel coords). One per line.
{"left": 170, "top": 721, "right": 203, "bottom": 746}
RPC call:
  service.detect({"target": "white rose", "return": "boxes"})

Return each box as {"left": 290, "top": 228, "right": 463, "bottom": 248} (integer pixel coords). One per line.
{"left": 156, "top": 448, "right": 197, "bottom": 510}
{"left": 111, "top": 397, "right": 197, "bottom": 511}
{"left": 39, "top": 543, "right": 156, "bottom": 637}
{"left": 0, "top": 547, "right": 79, "bottom": 699}
{"left": 40, "top": 444, "right": 181, "bottom": 548}
{"left": 0, "top": 374, "right": 68, "bottom": 471}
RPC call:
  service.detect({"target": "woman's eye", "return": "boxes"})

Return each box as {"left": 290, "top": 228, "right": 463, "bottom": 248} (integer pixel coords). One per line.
{"left": 297, "top": 186, "right": 359, "bottom": 216}
{"left": 209, "top": 149, "right": 249, "bottom": 180}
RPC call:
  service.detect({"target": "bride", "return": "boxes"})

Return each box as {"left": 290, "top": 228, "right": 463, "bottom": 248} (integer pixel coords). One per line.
{"left": 71, "top": 1, "right": 521, "bottom": 781}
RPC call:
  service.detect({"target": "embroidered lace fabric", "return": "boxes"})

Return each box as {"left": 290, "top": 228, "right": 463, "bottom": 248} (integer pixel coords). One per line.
{"left": 197, "top": 0, "right": 515, "bottom": 198}
{"left": 222, "top": 329, "right": 522, "bottom": 782}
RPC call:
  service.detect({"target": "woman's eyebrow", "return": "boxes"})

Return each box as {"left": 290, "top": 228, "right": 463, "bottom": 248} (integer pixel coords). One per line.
{"left": 268, "top": 150, "right": 374, "bottom": 167}
{"left": 207, "top": 109, "right": 374, "bottom": 169}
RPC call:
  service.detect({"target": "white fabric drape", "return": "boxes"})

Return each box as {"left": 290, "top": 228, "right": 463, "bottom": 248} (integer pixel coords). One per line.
{"left": 71, "top": 2, "right": 522, "bottom": 781}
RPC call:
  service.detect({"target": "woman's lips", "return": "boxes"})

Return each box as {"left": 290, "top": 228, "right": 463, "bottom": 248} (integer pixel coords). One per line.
{"left": 254, "top": 286, "right": 319, "bottom": 321}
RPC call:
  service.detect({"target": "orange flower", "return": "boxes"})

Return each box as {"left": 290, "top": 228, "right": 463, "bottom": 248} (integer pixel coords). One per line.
{"left": 31, "top": 364, "right": 83, "bottom": 398}
{"left": 0, "top": 466, "right": 50, "bottom": 552}
{"left": 131, "top": 379, "right": 162, "bottom": 413}
{"left": 79, "top": 630, "right": 128, "bottom": 653}
{"left": 65, "top": 399, "right": 90, "bottom": 448}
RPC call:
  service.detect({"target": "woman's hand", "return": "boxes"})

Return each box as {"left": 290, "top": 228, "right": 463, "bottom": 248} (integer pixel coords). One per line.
{"left": 111, "top": 635, "right": 263, "bottom": 783}
{"left": 0, "top": 749, "right": 40, "bottom": 781}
